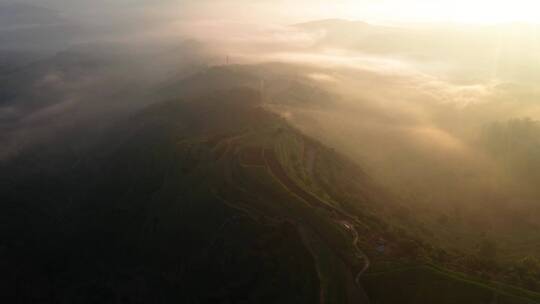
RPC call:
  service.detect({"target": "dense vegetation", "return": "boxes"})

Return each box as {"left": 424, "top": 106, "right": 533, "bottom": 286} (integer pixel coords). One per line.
{"left": 2, "top": 79, "right": 540, "bottom": 302}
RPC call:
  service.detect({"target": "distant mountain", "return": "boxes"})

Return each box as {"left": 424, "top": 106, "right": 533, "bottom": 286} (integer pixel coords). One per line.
{"left": 0, "top": 2, "right": 84, "bottom": 52}
{"left": 0, "top": 3, "right": 63, "bottom": 28}
{"left": 296, "top": 18, "right": 372, "bottom": 29}
{"left": 295, "top": 19, "right": 540, "bottom": 83}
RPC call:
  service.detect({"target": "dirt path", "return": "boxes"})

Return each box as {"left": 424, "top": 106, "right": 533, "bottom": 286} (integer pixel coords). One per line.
{"left": 263, "top": 148, "right": 371, "bottom": 289}
{"left": 340, "top": 221, "right": 371, "bottom": 285}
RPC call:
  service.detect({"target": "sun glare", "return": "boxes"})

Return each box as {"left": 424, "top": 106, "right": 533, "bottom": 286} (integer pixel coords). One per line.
{"left": 332, "top": 0, "right": 540, "bottom": 24}
{"left": 440, "top": 0, "right": 540, "bottom": 24}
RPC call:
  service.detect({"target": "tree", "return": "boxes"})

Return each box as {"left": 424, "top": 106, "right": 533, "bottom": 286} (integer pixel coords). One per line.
{"left": 478, "top": 239, "right": 498, "bottom": 261}
{"left": 518, "top": 256, "right": 540, "bottom": 276}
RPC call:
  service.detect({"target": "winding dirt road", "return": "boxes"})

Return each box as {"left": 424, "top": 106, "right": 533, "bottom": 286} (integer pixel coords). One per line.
{"left": 341, "top": 221, "right": 371, "bottom": 285}
{"left": 263, "top": 148, "right": 370, "bottom": 288}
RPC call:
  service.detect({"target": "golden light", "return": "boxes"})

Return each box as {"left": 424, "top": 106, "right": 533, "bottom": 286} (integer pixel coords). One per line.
{"left": 317, "top": 0, "right": 540, "bottom": 24}
{"left": 178, "top": 0, "right": 540, "bottom": 26}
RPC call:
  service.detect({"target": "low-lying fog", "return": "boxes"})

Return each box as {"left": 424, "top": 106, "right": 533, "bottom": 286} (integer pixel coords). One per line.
{"left": 189, "top": 17, "right": 540, "bottom": 255}
{"left": 3, "top": 0, "right": 540, "bottom": 257}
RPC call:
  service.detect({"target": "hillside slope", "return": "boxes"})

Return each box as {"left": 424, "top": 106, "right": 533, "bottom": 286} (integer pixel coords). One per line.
{"left": 1, "top": 80, "right": 539, "bottom": 303}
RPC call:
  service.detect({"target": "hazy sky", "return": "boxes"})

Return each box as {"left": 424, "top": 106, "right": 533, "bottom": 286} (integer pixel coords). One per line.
{"left": 223, "top": 0, "right": 540, "bottom": 24}
{"left": 7, "top": 0, "right": 540, "bottom": 26}
{"left": 151, "top": 0, "right": 540, "bottom": 25}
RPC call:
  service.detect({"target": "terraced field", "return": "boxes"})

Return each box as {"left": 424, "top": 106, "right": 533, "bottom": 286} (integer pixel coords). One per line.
{"left": 198, "top": 95, "right": 540, "bottom": 304}
{"left": 2, "top": 87, "right": 540, "bottom": 303}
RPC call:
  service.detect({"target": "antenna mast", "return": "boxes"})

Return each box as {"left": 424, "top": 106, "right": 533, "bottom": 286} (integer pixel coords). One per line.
{"left": 259, "top": 79, "right": 265, "bottom": 103}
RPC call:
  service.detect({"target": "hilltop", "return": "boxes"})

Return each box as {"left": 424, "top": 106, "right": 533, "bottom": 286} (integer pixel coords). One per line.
{"left": 2, "top": 65, "right": 540, "bottom": 302}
